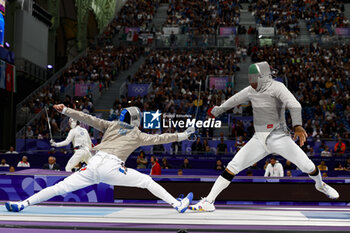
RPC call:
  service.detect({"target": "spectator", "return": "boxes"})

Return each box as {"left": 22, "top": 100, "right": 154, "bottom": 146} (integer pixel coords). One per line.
{"left": 161, "top": 157, "right": 171, "bottom": 169}
{"left": 191, "top": 137, "right": 203, "bottom": 155}
{"left": 177, "top": 169, "right": 183, "bottom": 176}
{"left": 264, "top": 157, "right": 284, "bottom": 177}
{"left": 17, "top": 156, "right": 30, "bottom": 167}
{"left": 0, "top": 158, "right": 9, "bottom": 167}
{"left": 334, "top": 162, "right": 344, "bottom": 171}
{"left": 136, "top": 151, "right": 148, "bottom": 169}
{"left": 344, "top": 158, "right": 350, "bottom": 171}
{"left": 263, "top": 159, "right": 269, "bottom": 170}
{"left": 235, "top": 136, "right": 245, "bottom": 152}
{"left": 42, "top": 156, "right": 61, "bottom": 171}
{"left": 322, "top": 172, "right": 328, "bottom": 178}
{"left": 334, "top": 137, "right": 346, "bottom": 156}
{"left": 6, "top": 146, "right": 18, "bottom": 154}
{"left": 246, "top": 170, "right": 253, "bottom": 176}
{"left": 284, "top": 160, "right": 295, "bottom": 170}
{"left": 214, "top": 159, "right": 225, "bottom": 171}
{"left": 217, "top": 137, "right": 228, "bottom": 155}
{"left": 181, "top": 158, "right": 192, "bottom": 169}
{"left": 249, "top": 163, "right": 260, "bottom": 170}
{"left": 9, "top": 166, "right": 15, "bottom": 172}
{"left": 202, "top": 139, "right": 211, "bottom": 155}
{"left": 318, "top": 161, "right": 328, "bottom": 171}
{"left": 286, "top": 170, "right": 292, "bottom": 177}
{"left": 150, "top": 156, "right": 161, "bottom": 175}
{"left": 307, "top": 147, "right": 315, "bottom": 157}
{"left": 321, "top": 146, "right": 332, "bottom": 157}
{"left": 26, "top": 126, "right": 34, "bottom": 138}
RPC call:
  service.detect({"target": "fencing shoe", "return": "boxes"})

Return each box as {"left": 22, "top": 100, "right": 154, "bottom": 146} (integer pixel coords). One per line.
{"left": 175, "top": 192, "right": 193, "bottom": 213}
{"left": 315, "top": 182, "right": 339, "bottom": 199}
{"left": 5, "top": 202, "right": 25, "bottom": 212}
{"left": 189, "top": 198, "right": 215, "bottom": 212}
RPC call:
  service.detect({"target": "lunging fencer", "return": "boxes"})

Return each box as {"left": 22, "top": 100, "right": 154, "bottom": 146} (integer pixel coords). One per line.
{"left": 190, "top": 61, "right": 339, "bottom": 212}
{"left": 50, "top": 118, "right": 92, "bottom": 172}
{"left": 6, "top": 105, "right": 195, "bottom": 213}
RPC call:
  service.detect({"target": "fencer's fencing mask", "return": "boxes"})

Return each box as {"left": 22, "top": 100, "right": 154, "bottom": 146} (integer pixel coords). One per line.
{"left": 119, "top": 107, "right": 142, "bottom": 127}
{"left": 69, "top": 118, "right": 79, "bottom": 129}
{"left": 248, "top": 61, "right": 272, "bottom": 92}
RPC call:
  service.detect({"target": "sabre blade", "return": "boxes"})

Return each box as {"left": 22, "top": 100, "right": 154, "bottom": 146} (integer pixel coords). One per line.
{"left": 45, "top": 107, "right": 53, "bottom": 140}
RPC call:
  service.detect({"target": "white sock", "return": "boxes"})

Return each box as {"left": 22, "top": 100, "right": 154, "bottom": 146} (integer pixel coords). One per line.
{"left": 206, "top": 176, "right": 231, "bottom": 203}
{"left": 22, "top": 186, "right": 58, "bottom": 207}
{"left": 309, "top": 170, "right": 322, "bottom": 187}
{"left": 19, "top": 200, "right": 29, "bottom": 208}
{"left": 147, "top": 181, "right": 180, "bottom": 207}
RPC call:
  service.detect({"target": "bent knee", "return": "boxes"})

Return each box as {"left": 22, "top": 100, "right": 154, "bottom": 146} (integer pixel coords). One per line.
{"left": 299, "top": 160, "right": 315, "bottom": 174}
{"left": 227, "top": 161, "right": 241, "bottom": 175}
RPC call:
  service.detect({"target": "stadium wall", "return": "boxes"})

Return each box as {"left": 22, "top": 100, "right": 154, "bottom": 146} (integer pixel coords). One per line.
{"left": 14, "top": 10, "right": 48, "bottom": 68}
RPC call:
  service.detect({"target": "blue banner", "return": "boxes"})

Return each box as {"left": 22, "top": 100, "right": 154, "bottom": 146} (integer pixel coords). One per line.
{"left": 128, "top": 84, "right": 150, "bottom": 97}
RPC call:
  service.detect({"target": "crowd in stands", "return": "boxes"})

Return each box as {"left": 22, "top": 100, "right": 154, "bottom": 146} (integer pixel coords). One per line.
{"left": 165, "top": 0, "right": 242, "bottom": 34}
{"left": 114, "top": 49, "right": 240, "bottom": 127}
{"left": 1, "top": 152, "right": 350, "bottom": 177}
{"left": 251, "top": 0, "right": 302, "bottom": 38}
{"left": 303, "top": 0, "right": 348, "bottom": 35}
{"left": 133, "top": 151, "right": 350, "bottom": 177}
{"left": 115, "top": 0, "right": 159, "bottom": 33}
{"left": 251, "top": 0, "right": 348, "bottom": 38}
{"left": 0, "top": 154, "right": 80, "bottom": 172}
{"left": 250, "top": 0, "right": 349, "bottom": 38}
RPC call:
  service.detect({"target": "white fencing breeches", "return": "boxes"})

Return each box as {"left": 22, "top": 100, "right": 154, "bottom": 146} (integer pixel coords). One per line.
{"left": 65, "top": 148, "right": 92, "bottom": 172}
{"left": 227, "top": 131, "right": 316, "bottom": 175}
{"left": 26, "top": 151, "right": 177, "bottom": 207}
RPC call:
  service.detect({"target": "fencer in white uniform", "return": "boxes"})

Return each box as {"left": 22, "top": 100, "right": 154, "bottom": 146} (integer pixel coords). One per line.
{"left": 50, "top": 118, "right": 92, "bottom": 171}
{"left": 190, "top": 61, "right": 339, "bottom": 212}
{"left": 6, "top": 105, "right": 195, "bottom": 213}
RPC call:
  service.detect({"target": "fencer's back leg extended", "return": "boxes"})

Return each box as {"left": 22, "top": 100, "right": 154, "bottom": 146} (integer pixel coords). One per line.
{"left": 26, "top": 168, "right": 97, "bottom": 206}
{"left": 99, "top": 167, "right": 179, "bottom": 207}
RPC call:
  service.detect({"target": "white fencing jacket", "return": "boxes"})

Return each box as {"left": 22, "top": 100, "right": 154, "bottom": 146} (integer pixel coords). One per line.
{"left": 55, "top": 125, "right": 92, "bottom": 150}
{"left": 220, "top": 80, "right": 302, "bottom": 144}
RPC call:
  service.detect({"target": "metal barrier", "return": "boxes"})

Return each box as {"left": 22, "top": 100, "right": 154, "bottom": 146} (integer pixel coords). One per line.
{"left": 154, "top": 33, "right": 350, "bottom": 48}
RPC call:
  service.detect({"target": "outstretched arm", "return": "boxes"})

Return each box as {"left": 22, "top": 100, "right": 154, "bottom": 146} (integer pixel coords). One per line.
{"left": 139, "top": 127, "right": 195, "bottom": 146}
{"left": 54, "top": 104, "right": 112, "bottom": 133}
{"left": 54, "top": 130, "right": 74, "bottom": 147}
{"left": 210, "top": 86, "right": 250, "bottom": 117}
